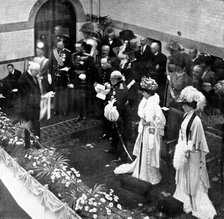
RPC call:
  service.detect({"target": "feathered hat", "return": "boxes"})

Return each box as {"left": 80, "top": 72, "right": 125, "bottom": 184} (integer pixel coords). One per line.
{"left": 178, "top": 86, "right": 206, "bottom": 111}
{"left": 139, "top": 76, "right": 158, "bottom": 92}
{"left": 165, "top": 40, "right": 184, "bottom": 52}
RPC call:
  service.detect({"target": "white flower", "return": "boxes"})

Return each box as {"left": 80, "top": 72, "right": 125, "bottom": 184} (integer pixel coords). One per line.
{"left": 105, "top": 194, "right": 110, "bottom": 200}
{"left": 106, "top": 207, "right": 111, "bottom": 215}
{"left": 93, "top": 202, "right": 98, "bottom": 206}
{"left": 82, "top": 194, "right": 87, "bottom": 200}
{"left": 117, "top": 204, "right": 122, "bottom": 210}
{"left": 33, "top": 162, "right": 37, "bottom": 167}
{"left": 114, "top": 195, "right": 119, "bottom": 202}
{"left": 80, "top": 198, "right": 85, "bottom": 205}
{"left": 58, "top": 193, "right": 62, "bottom": 197}
{"left": 108, "top": 202, "right": 113, "bottom": 208}
{"left": 100, "top": 198, "right": 106, "bottom": 203}
{"left": 84, "top": 206, "right": 89, "bottom": 211}
{"left": 143, "top": 216, "right": 150, "bottom": 219}
{"left": 93, "top": 214, "right": 98, "bottom": 219}
{"left": 65, "top": 182, "right": 70, "bottom": 187}
{"left": 92, "top": 208, "right": 97, "bottom": 213}
{"left": 110, "top": 189, "right": 114, "bottom": 193}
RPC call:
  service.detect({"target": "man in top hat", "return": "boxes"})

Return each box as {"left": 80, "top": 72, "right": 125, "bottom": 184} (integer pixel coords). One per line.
{"left": 48, "top": 38, "right": 72, "bottom": 115}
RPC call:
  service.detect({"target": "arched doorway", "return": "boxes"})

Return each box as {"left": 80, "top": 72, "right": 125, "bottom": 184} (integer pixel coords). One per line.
{"left": 35, "top": 0, "right": 76, "bottom": 57}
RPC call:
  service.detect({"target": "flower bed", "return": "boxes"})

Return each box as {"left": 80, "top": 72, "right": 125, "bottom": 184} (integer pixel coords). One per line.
{"left": 0, "top": 110, "right": 147, "bottom": 219}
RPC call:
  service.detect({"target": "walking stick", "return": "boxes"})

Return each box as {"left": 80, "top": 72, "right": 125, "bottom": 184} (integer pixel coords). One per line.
{"left": 114, "top": 122, "right": 133, "bottom": 162}
{"left": 138, "top": 138, "right": 143, "bottom": 178}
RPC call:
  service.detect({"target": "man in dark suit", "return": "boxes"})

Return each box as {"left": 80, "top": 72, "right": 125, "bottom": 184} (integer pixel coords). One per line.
{"left": 18, "top": 62, "right": 41, "bottom": 148}
{"left": 102, "top": 28, "right": 122, "bottom": 58}
{"left": 135, "top": 37, "right": 153, "bottom": 65}
{"left": 2, "top": 64, "right": 21, "bottom": 106}
{"left": 48, "top": 38, "right": 72, "bottom": 115}
{"left": 150, "top": 42, "right": 167, "bottom": 105}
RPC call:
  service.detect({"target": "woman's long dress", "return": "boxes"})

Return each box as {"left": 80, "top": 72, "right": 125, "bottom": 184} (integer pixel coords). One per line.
{"left": 132, "top": 93, "right": 166, "bottom": 184}
{"left": 173, "top": 110, "right": 216, "bottom": 219}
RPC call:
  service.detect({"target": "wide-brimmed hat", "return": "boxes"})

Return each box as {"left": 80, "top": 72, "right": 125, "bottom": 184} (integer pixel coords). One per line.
{"left": 139, "top": 76, "right": 158, "bottom": 91}
{"left": 177, "top": 86, "right": 206, "bottom": 110}
{"left": 119, "top": 30, "right": 136, "bottom": 41}
{"left": 79, "top": 22, "right": 95, "bottom": 33}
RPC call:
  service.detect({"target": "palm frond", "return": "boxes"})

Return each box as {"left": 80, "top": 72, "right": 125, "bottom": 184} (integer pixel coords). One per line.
{"left": 35, "top": 165, "right": 54, "bottom": 180}
{"left": 54, "top": 152, "right": 69, "bottom": 167}
{"left": 15, "top": 120, "right": 32, "bottom": 137}
{"left": 62, "top": 190, "right": 78, "bottom": 208}
{"left": 90, "top": 183, "right": 106, "bottom": 195}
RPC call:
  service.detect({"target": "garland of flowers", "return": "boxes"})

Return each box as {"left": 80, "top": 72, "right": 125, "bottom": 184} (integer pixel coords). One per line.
{"left": 0, "top": 110, "right": 146, "bottom": 218}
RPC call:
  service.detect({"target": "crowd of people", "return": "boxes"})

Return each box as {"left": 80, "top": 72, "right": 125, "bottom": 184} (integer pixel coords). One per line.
{"left": 0, "top": 22, "right": 222, "bottom": 218}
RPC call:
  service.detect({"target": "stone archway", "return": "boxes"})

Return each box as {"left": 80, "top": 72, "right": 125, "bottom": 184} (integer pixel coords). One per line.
{"left": 29, "top": 0, "right": 86, "bottom": 56}
{"left": 29, "top": 0, "right": 85, "bottom": 24}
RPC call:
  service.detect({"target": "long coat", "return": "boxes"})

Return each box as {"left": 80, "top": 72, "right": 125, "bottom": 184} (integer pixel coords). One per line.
{"left": 18, "top": 71, "right": 41, "bottom": 137}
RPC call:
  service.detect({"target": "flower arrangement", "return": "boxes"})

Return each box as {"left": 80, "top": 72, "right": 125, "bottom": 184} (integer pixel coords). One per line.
{"left": 0, "top": 110, "right": 148, "bottom": 218}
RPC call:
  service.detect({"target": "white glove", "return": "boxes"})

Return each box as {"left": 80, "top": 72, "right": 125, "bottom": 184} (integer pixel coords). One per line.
{"left": 79, "top": 73, "right": 86, "bottom": 80}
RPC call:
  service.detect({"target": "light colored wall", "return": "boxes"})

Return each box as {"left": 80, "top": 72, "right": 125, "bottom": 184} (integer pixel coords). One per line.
{"left": 82, "top": 0, "right": 224, "bottom": 56}
{"left": 0, "top": 29, "right": 34, "bottom": 61}
{"left": 0, "top": 0, "right": 37, "bottom": 24}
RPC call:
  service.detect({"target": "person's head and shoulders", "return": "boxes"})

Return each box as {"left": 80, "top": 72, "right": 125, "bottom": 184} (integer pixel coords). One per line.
{"left": 6, "top": 64, "right": 21, "bottom": 78}
{"left": 139, "top": 37, "right": 150, "bottom": 53}
{"left": 99, "top": 57, "right": 113, "bottom": 73}
{"left": 151, "top": 42, "right": 166, "bottom": 59}
{"left": 178, "top": 85, "right": 207, "bottom": 124}
{"left": 103, "top": 28, "right": 122, "bottom": 47}
{"left": 110, "top": 70, "right": 126, "bottom": 90}
{"left": 188, "top": 48, "right": 199, "bottom": 64}
{"left": 192, "top": 65, "right": 204, "bottom": 90}
{"left": 23, "top": 62, "right": 40, "bottom": 79}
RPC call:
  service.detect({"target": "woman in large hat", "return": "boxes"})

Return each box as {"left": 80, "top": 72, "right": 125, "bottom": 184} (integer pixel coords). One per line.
{"left": 114, "top": 76, "right": 166, "bottom": 184}
{"left": 173, "top": 86, "right": 216, "bottom": 219}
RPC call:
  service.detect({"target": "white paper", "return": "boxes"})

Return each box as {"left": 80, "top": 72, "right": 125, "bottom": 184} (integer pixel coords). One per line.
{"left": 60, "top": 67, "right": 70, "bottom": 72}
{"left": 96, "top": 92, "right": 106, "bottom": 100}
